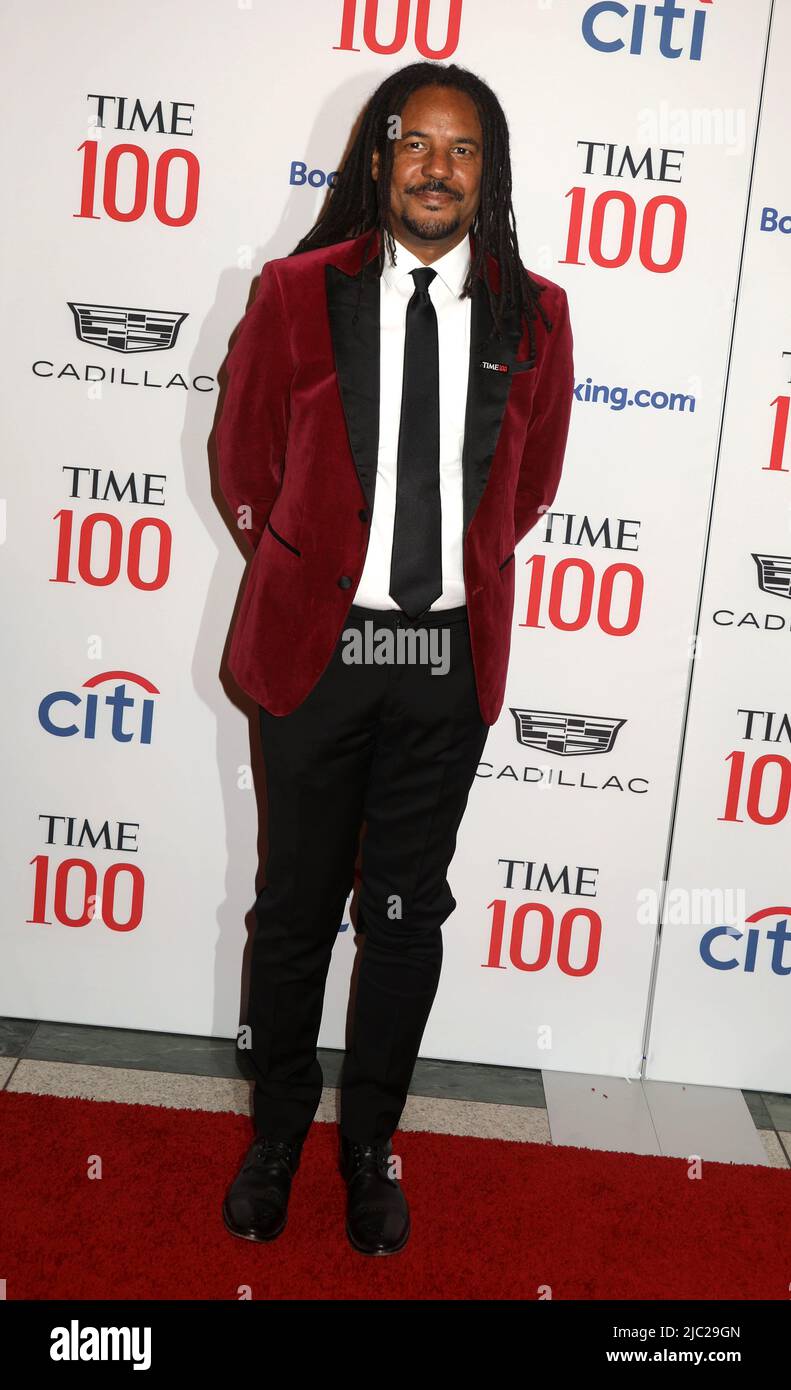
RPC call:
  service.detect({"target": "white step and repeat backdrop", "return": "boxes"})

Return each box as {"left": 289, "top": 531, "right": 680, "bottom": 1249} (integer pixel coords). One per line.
{"left": 1, "top": 0, "right": 788, "bottom": 1092}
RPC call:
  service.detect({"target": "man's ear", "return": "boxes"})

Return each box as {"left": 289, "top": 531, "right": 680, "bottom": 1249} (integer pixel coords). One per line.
{"left": 371, "top": 149, "right": 379, "bottom": 182}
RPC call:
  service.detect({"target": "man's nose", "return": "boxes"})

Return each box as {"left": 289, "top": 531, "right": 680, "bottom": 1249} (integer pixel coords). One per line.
{"left": 422, "top": 148, "right": 453, "bottom": 182}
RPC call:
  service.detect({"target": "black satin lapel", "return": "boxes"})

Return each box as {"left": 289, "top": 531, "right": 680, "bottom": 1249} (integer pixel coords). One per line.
{"left": 325, "top": 262, "right": 380, "bottom": 513}
{"left": 462, "top": 276, "right": 525, "bottom": 537}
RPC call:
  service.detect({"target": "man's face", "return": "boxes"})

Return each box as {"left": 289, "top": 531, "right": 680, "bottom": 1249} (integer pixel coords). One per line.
{"left": 371, "top": 84, "right": 483, "bottom": 259}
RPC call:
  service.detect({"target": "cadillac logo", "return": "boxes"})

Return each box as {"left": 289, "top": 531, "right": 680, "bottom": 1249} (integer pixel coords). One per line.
{"left": 510, "top": 708, "right": 625, "bottom": 756}
{"left": 752, "top": 553, "right": 791, "bottom": 600}
{"left": 67, "top": 302, "right": 188, "bottom": 354}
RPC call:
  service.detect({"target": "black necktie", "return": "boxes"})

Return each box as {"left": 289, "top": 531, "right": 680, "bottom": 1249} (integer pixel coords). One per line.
{"left": 389, "top": 266, "right": 442, "bottom": 619}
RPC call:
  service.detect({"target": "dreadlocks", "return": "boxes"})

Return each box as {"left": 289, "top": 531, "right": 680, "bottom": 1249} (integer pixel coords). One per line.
{"left": 289, "top": 61, "right": 552, "bottom": 365}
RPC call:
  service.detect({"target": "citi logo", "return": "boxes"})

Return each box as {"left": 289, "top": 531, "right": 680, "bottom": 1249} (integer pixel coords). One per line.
{"left": 582, "top": 0, "right": 713, "bottom": 61}
{"left": 701, "top": 907, "right": 791, "bottom": 977}
{"left": 38, "top": 671, "right": 160, "bottom": 743}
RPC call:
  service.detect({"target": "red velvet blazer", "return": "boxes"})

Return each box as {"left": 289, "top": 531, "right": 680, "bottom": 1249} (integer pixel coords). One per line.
{"left": 216, "top": 227, "right": 574, "bottom": 724}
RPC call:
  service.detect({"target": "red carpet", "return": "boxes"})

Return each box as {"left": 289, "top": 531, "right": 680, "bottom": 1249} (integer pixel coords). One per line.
{"left": 1, "top": 1091, "right": 788, "bottom": 1300}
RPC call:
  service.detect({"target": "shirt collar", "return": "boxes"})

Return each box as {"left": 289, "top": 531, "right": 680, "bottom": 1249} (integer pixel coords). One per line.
{"left": 381, "top": 230, "right": 471, "bottom": 299}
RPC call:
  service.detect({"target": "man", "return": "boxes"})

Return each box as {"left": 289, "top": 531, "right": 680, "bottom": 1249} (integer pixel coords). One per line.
{"left": 216, "top": 60, "right": 574, "bottom": 1256}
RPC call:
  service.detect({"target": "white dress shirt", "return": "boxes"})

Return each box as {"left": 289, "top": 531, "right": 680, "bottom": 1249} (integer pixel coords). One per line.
{"left": 352, "top": 230, "right": 472, "bottom": 610}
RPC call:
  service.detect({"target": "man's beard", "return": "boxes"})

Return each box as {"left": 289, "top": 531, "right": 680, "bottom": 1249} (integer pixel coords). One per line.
{"left": 399, "top": 206, "right": 463, "bottom": 241}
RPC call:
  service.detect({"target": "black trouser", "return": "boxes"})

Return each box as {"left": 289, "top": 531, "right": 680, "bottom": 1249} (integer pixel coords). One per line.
{"left": 246, "top": 602, "right": 489, "bottom": 1146}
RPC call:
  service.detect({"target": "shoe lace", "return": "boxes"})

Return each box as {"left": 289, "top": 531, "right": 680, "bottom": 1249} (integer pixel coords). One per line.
{"left": 248, "top": 1137, "right": 296, "bottom": 1170}
{"left": 346, "top": 1140, "right": 394, "bottom": 1181}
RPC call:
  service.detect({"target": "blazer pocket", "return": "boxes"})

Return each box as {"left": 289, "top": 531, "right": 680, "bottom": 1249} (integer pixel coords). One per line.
{"left": 266, "top": 519, "right": 301, "bottom": 557}
{"left": 509, "top": 357, "right": 536, "bottom": 374}
{"left": 498, "top": 550, "right": 515, "bottom": 571}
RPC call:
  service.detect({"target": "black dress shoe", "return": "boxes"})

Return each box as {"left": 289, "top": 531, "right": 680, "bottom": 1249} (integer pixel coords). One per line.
{"left": 339, "top": 1133, "right": 410, "bottom": 1255}
{"left": 222, "top": 1135, "right": 302, "bottom": 1242}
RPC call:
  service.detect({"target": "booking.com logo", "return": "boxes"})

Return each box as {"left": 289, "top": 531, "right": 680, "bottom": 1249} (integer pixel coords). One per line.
{"left": 574, "top": 377, "right": 697, "bottom": 412}
{"left": 582, "top": 1, "right": 714, "bottom": 61}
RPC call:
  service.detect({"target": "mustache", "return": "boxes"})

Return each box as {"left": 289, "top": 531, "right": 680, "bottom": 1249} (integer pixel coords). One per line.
{"left": 408, "top": 182, "right": 462, "bottom": 199}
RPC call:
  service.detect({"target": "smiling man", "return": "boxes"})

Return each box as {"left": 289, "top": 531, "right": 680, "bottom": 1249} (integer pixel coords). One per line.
{"left": 216, "top": 60, "right": 574, "bottom": 1256}
{"left": 373, "top": 82, "right": 481, "bottom": 247}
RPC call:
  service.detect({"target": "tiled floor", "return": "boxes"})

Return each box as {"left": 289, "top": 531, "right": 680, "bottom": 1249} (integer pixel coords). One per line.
{"left": 2, "top": 1016, "right": 789, "bottom": 1168}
